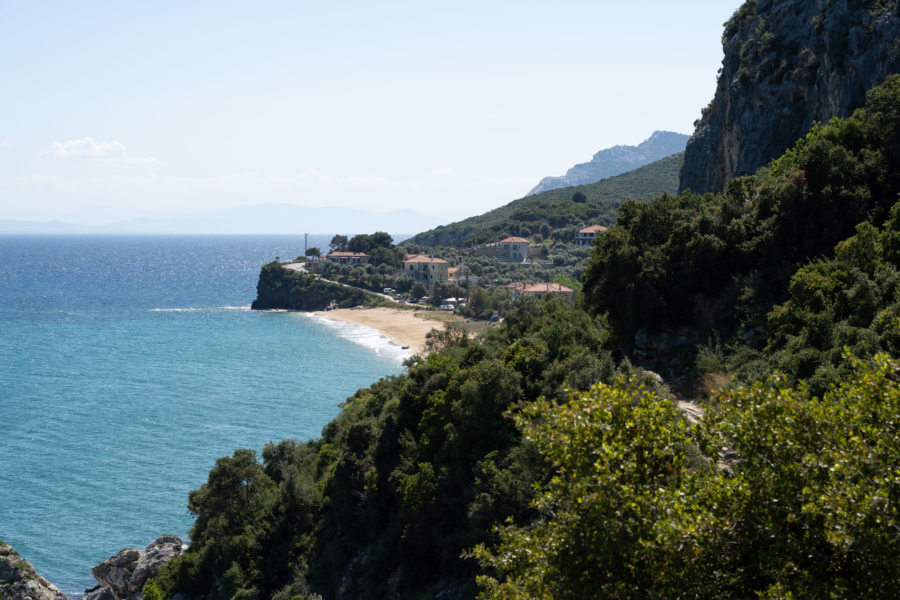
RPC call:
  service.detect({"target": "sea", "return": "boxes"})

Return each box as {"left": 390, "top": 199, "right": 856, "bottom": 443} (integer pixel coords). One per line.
{"left": 0, "top": 235, "right": 408, "bottom": 596}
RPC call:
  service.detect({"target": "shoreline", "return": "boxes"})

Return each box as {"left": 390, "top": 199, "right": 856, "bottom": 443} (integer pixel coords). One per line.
{"left": 311, "top": 307, "right": 441, "bottom": 356}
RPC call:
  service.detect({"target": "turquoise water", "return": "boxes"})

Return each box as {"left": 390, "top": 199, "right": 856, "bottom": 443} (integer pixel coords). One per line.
{"left": 0, "top": 236, "right": 406, "bottom": 596}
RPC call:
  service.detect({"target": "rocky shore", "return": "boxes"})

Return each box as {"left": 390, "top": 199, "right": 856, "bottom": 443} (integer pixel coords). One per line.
{"left": 0, "top": 542, "right": 66, "bottom": 600}
{"left": 1, "top": 536, "right": 182, "bottom": 600}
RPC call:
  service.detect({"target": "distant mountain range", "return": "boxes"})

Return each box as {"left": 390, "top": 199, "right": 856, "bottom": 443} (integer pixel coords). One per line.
{"left": 0, "top": 204, "right": 445, "bottom": 235}
{"left": 527, "top": 130, "right": 689, "bottom": 196}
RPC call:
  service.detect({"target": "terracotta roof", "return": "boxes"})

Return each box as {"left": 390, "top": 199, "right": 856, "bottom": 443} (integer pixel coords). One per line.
{"left": 447, "top": 267, "right": 461, "bottom": 274}
{"left": 326, "top": 251, "right": 368, "bottom": 258}
{"left": 506, "top": 281, "right": 525, "bottom": 290}
{"left": 403, "top": 255, "right": 449, "bottom": 265}
{"left": 499, "top": 236, "right": 530, "bottom": 243}
{"left": 522, "top": 282, "right": 574, "bottom": 293}
{"left": 578, "top": 225, "right": 607, "bottom": 234}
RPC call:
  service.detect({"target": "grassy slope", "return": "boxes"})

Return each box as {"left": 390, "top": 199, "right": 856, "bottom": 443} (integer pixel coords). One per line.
{"left": 405, "top": 153, "right": 682, "bottom": 248}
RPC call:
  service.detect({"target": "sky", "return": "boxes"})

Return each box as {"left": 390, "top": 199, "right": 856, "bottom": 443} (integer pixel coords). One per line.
{"left": 0, "top": 1, "right": 741, "bottom": 226}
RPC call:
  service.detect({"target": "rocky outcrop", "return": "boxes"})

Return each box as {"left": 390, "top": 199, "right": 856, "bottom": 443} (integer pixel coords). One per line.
{"left": 528, "top": 130, "right": 688, "bottom": 196}
{"left": 88, "top": 535, "right": 182, "bottom": 600}
{"left": 680, "top": 0, "right": 900, "bottom": 194}
{"left": 250, "top": 262, "right": 379, "bottom": 311}
{"left": 0, "top": 542, "right": 66, "bottom": 600}
{"left": 0, "top": 536, "right": 181, "bottom": 600}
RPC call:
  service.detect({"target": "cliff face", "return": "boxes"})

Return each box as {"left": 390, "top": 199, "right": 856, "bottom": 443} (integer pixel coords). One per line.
{"left": 250, "top": 262, "right": 378, "bottom": 311}
{"left": 529, "top": 130, "right": 688, "bottom": 196}
{"left": 679, "top": 0, "right": 900, "bottom": 194}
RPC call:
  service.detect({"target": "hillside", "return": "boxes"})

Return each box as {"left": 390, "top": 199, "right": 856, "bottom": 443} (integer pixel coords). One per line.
{"left": 586, "top": 75, "right": 900, "bottom": 394}
{"left": 680, "top": 0, "right": 900, "bottom": 194}
{"left": 406, "top": 152, "right": 682, "bottom": 248}
{"left": 150, "top": 72, "right": 900, "bottom": 600}
{"left": 527, "top": 130, "right": 688, "bottom": 196}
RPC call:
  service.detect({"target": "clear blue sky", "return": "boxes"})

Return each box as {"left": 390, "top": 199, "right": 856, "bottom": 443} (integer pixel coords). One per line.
{"left": 0, "top": 1, "right": 740, "bottom": 225}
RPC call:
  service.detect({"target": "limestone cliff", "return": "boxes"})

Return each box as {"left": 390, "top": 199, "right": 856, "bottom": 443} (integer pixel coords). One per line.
{"left": 680, "top": 0, "right": 900, "bottom": 194}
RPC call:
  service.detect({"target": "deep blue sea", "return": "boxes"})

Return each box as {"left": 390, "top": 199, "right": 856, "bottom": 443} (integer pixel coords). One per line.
{"left": 0, "top": 235, "right": 407, "bottom": 596}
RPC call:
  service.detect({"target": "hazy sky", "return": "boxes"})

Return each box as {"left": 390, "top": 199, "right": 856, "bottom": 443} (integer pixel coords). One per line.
{"left": 1, "top": 1, "right": 740, "bottom": 225}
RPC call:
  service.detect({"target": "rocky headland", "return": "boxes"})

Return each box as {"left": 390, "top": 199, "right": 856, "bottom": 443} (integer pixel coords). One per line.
{"left": 0, "top": 536, "right": 182, "bottom": 600}
{"left": 680, "top": 0, "right": 900, "bottom": 194}
{"left": 250, "top": 261, "right": 386, "bottom": 311}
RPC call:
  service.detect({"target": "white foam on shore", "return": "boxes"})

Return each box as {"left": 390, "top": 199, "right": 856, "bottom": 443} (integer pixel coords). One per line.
{"left": 302, "top": 312, "right": 412, "bottom": 363}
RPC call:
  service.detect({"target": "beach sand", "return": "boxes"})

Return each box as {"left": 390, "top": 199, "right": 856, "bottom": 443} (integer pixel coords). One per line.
{"left": 313, "top": 307, "right": 442, "bottom": 355}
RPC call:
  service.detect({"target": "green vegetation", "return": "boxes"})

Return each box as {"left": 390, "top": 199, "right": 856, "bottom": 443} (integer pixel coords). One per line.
{"left": 249, "top": 262, "right": 392, "bottom": 311}
{"left": 152, "top": 298, "right": 620, "bottom": 599}
{"left": 153, "top": 77, "right": 900, "bottom": 600}
{"left": 583, "top": 75, "right": 900, "bottom": 391}
{"left": 722, "top": 0, "right": 757, "bottom": 46}
{"left": 405, "top": 153, "right": 682, "bottom": 248}
{"left": 476, "top": 354, "right": 900, "bottom": 599}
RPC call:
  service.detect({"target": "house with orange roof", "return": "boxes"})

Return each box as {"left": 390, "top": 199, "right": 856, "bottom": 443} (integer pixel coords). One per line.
{"left": 574, "top": 225, "right": 608, "bottom": 246}
{"left": 325, "top": 251, "right": 369, "bottom": 265}
{"left": 403, "top": 254, "right": 450, "bottom": 287}
{"left": 520, "top": 282, "right": 576, "bottom": 304}
{"left": 498, "top": 236, "right": 530, "bottom": 261}
{"left": 505, "top": 281, "right": 526, "bottom": 299}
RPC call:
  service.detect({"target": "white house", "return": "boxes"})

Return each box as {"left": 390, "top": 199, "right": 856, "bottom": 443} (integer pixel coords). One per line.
{"left": 574, "top": 225, "right": 607, "bottom": 246}
{"left": 498, "top": 237, "right": 530, "bottom": 261}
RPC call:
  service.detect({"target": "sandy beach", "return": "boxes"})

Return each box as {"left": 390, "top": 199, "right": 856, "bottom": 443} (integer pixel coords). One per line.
{"left": 312, "top": 307, "right": 442, "bottom": 355}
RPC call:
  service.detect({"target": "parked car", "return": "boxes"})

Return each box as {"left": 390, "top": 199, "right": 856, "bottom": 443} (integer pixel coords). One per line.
{"left": 383, "top": 287, "right": 394, "bottom": 294}
{"left": 489, "top": 314, "right": 501, "bottom": 322}
{"left": 439, "top": 304, "right": 454, "bottom": 311}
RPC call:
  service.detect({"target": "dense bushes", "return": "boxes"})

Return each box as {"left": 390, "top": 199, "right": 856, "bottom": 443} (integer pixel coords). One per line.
{"left": 406, "top": 154, "right": 682, "bottom": 248}
{"left": 763, "top": 211, "right": 900, "bottom": 391}
{"left": 582, "top": 74, "right": 900, "bottom": 382}
{"left": 250, "top": 262, "right": 390, "bottom": 311}
{"left": 152, "top": 299, "right": 618, "bottom": 599}
{"left": 153, "top": 76, "right": 900, "bottom": 600}
{"left": 476, "top": 354, "right": 900, "bottom": 599}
